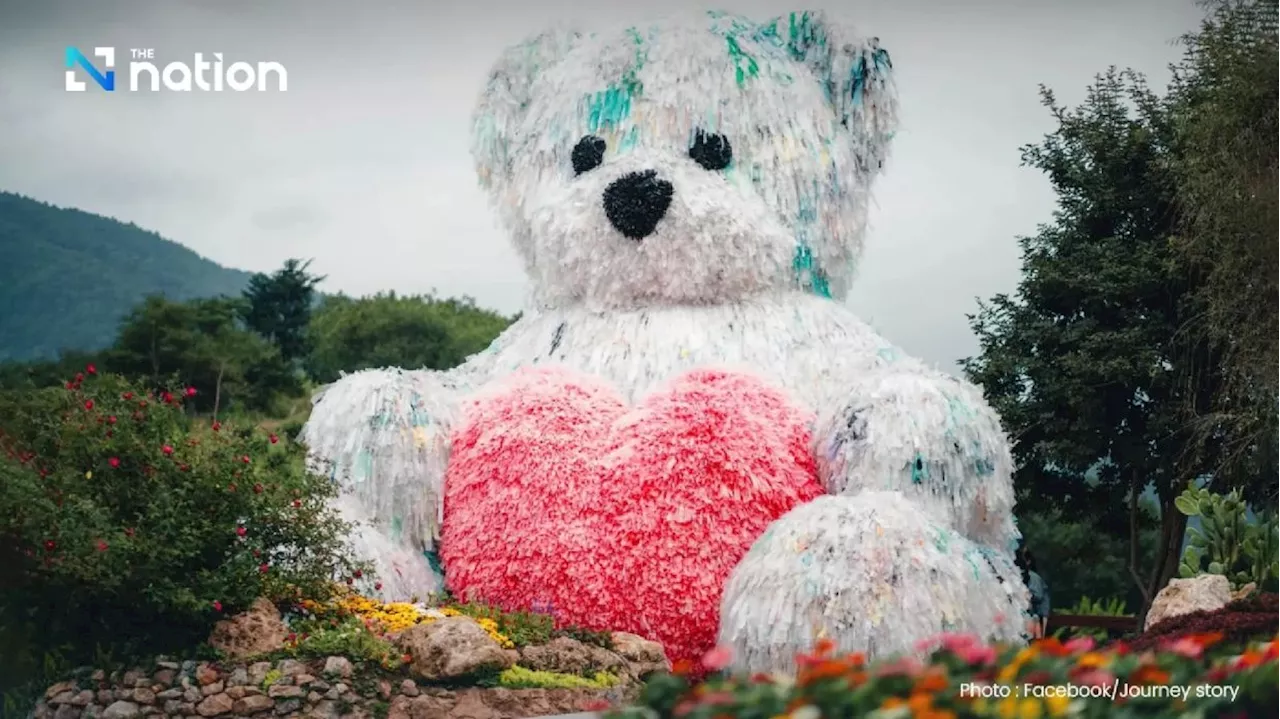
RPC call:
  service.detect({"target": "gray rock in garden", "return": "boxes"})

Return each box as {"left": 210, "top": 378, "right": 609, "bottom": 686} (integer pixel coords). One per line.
{"left": 1145, "top": 574, "right": 1232, "bottom": 631}
{"left": 101, "top": 701, "right": 141, "bottom": 719}
{"left": 393, "top": 616, "right": 514, "bottom": 681}
{"left": 321, "top": 656, "right": 353, "bottom": 679}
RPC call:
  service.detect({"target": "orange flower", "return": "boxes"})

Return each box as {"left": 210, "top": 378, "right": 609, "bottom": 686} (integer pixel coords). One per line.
{"left": 1129, "top": 664, "right": 1170, "bottom": 685}
{"left": 908, "top": 693, "right": 934, "bottom": 712}
{"left": 1233, "top": 649, "right": 1266, "bottom": 670}
{"left": 1035, "top": 637, "right": 1070, "bottom": 657}
{"left": 913, "top": 668, "right": 949, "bottom": 693}
{"left": 880, "top": 697, "right": 907, "bottom": 709}
{"left": 672, "top": 658, "right": 695, "bottom": 675}
{"left": 813, "top": 638, "right": 836, "bottom": 657}
{"left": 798, "top": 658, "right": 854, "bottom": 684}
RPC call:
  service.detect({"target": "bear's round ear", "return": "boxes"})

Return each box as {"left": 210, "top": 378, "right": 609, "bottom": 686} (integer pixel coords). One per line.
{"left": 471, "top": 27, "right": 582, "bottom": 193}
{"left": 767, "top": 11, "right": 899, "bottom": 175}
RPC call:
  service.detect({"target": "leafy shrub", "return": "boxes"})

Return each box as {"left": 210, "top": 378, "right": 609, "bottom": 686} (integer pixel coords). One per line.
{"left": 1176, "top": 486, "right": 1279, "bottom": 591}
{"left": 495, "top": 665, "right": 619, "bottom": 690}
{"left": 446, "top": 601, "right": 614, "bottom": 650}
{"left": 1130, "top": 593, "right": 1278, "bottom": 652}
{"left": 610, "top": 634, "right": 1279, "bottom": 719}
{"left": 1052, "top": 596, "right": 1130, "bottom": 642}
{"left": 0, "top": 369, "right": 366, "bottom": 702}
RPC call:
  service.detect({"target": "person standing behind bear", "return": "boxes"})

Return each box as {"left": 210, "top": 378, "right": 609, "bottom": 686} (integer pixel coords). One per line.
{"left": 1018, "top": 542, "right": 1051, "bottom": 638}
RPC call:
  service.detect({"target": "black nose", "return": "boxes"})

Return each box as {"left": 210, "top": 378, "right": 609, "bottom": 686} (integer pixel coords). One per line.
{"left": 602, "top": 170, "right": 673, "bottom": 240}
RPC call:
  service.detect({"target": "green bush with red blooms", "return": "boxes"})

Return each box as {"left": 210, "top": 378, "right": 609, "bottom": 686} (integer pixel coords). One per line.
{"left": 607, "top": 632, "right": 1279, "bottom": 719}
{"left": 0, "top": 367, "right": 366, "bottom": 706}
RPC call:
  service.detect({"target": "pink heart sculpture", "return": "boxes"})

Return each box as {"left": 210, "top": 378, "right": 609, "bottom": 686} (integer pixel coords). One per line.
{"left": 440, "top": 365, "right": 824, "bottom": 665}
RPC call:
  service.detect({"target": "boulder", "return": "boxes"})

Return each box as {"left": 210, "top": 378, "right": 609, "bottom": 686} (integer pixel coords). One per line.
{"left": 1145, "top": 574, "right": 1232, "bottom": 631}
{"left": 393, "top": 616, "right": 514, "bottom": 681}
{"left": 519, "top": 637, "right": 627, "bottom": 678}
{"left": 207, "top": 598, "right": 290, "bottom": 659}
{"left": 609, "top": 632, "right": 669, "bottom": 678}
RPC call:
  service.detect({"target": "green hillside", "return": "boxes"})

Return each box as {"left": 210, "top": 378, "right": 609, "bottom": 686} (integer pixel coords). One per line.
{"left": 0, "top": 191, "right": 253, "bottom": 361}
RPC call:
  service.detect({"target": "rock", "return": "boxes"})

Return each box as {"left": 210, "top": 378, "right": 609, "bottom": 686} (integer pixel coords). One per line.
{"left": 277, "top": 659, "right": 307, "bottom": 677}
{"left": 155, "top": 662, "right": 180, "bottom": 671}
{"left": 49, "top": 692, "right": 77, "bottom": 705}
{"left": 182, "top": 687, "right": 202, "bottom": 703}
{"left": 248, "top": 662, "right": 274, "bottom": 686}
{"left": 201, "top": 682, "right": 224, "bottom": 697}
{"left": 97, "top": 690, "right": 116, "bottom": 705}
{"left": 274, "top": 699, "right": 302, "bottom": 715}
{"left": 321, "top": 656, "right": 353, "bottom": 679}
{"left": 610, "top": 631, "right": 669, "bottom": 677}
{"left": 226, "top": 667, "right": 249, "bottom": 687}
{"left": 46, "top": 682, "right": 77, "bottom": 700}
{"left": 230, "top": 695, "right": 274, "bottom": 714}
{"left": 266, "top": 684, "right": 304, "bottom": 699}
{"left": 307, "top": 700, "right": 341, "bottom": 719}
{"left": 311, "top": 680, "right": 330, "bottom": 692}
{"left": 1145, "top": 574, "right": 1233, "bottom": 631}
{"left": 130, "top": 688, "right": 156, "bottom": 705}
{"left": 152, "top": 669, "right": 175, "bottom": 687}
{"left": 91, "top": 669, "right": 107, "bottom": 682}
{"left": 207, "top": 598, "right": 289, "bottom": 660}
{"left": 72, "top": 690, "right": 95, "bottom": 707}
{"left": 399, "top": 680, "right": 420, "bottom": 698}
{"left": 519, "top": 637, "right": 626, "bottom": 677}
{"left": 195, "top": 692, "right": 234, "bottom": 717}
{"left": 157, "top": 689, "right": 182, "bottom": 701}
{"left": 121, "top": 670, "right": 147, "bottom": 688}
{"left": 224, "top": 686, "right": 246, "bottom": 700}
{"left": 53, "top": 704, "right": 80, "bottom": 719}
{"left": 102, "top": 701, "right": 141, "bottom": 719}
{"left": 378, "top": 680, "right": 393, "bottom": 700}
{"left": 194, "top": 665, "right": 221, "bottom": 687}
{"left": 163, "top": 700, "right": 183, "bottom": 715}
{"left": 393, "top": 616, "right": 514, "bottom": 681}
{"left": 1231, "top": 582, "right": 1258, "bottom": 601}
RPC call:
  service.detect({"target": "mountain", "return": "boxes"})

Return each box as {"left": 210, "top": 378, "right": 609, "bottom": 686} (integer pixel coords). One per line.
{"left": 0, "top": 191, "right": 253, "bottom": 361}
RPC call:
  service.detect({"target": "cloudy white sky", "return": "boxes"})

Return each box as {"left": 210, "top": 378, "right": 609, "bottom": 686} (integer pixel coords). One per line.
{"left": 0, "top": 0, "right": 1205, "bottom": 371}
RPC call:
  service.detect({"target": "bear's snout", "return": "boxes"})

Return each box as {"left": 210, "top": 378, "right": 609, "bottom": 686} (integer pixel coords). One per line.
{"left": 603, "top": 170, "right": 673, "bottom": 240}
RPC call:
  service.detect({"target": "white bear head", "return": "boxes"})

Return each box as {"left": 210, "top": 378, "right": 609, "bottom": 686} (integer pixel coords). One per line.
{"left": 472, "top": 10, "right": 898, "bottom": 310}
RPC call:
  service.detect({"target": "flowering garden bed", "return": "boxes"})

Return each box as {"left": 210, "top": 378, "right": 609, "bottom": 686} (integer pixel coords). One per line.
{"left": 606, "top": 633, "right": 1278, "bottom": 719}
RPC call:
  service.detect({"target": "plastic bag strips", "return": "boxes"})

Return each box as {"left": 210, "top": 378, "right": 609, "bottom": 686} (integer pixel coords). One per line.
{"left": 719, "top": 492, "right": 1028, "bottom": 675}
{"left": 302, "top": 367, "right": 467, "bottom": 597}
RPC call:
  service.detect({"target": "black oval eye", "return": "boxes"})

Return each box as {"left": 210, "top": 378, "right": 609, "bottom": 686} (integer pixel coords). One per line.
{"left": 571, "top": 135, "right": 606, "bottom": 175}
{"left": 689, "top": 130, "right": 732, "bottom": 171}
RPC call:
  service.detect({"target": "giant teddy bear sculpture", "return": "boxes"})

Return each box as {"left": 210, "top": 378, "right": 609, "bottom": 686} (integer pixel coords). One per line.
{"left": 302, "top": 9, "right": 1029, "bottom": 674}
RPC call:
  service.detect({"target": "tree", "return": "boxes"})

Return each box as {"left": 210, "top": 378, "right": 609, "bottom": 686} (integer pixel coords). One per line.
{"left": 304, "top": 292, "right": 512, "bottom": 384}
{"left": 1168, "top": 0, "right": 1279, "bottom": 497}
{"left": 242, "top": 259, "right": 324, "bottom": 365}
{"left": 962, "top": 70, "right": 1214, "bottom": 622}
{"left": 103, "top": 296, "right": 277, "bottom": 415}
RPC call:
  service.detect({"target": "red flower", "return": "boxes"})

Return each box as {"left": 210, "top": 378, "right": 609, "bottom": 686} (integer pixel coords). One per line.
{"left": 95, "top": 540, "right": 108, "bottom": 552}
{"left": 286, "top": 632, "right": 297, "bottom": 643}
{"left": 65, "top": 381, "right": 76, "bottom": 390}
{"left": 241, "top": 455, "right": 251, "bottom": 464}
{"left": 259, "top": 563, "right": 269, "bottom": 573}
{"left": 138, "top": 400, "right": 147, "bottom": 408}
{"left": 581, "top": 699, "right": 611, "bottom": 712}
{"left": 44, "top": 539, "right": 56, "bottom": 552}
{"left": 353, "top": 569, "right": 363, "bottom": 579}
{"left": 345, "top": 577, "right": 354, "bottom": 585}
{"left": 253, "top": 549, "right": 261, "bottom": 558}
{"left": 107, "top": 415, "right": 116, "bottom": 425}
{"left": 185, "top": 387, "right": 197, "bottom": 397}
{"left": 236, "top": 526, "right": 247, "bottom": 537}
{"left": 228, "top": 483, "right": 237, "bottom": 492}
{"left": 108, "top": 457, "right": 120, "bottom": 468}
{"left": 122, "top": 392, "right": 133, "bottom": 400}
{"left": 86, "top": 364, "right": 96, "bottom": 375}
{"left": 212, "top": 600, "right": 223, "bottom": 612}
{"left": 212, "top": 421, "right": 221, "bottom": 432}
{"left": 293, "top": 499, "right": 302, "bottom": 508}
{"left": 105, "top": 431, "right": 113, "bottom": 438}
{"left": 124, "top": 527, "right": 135, "bottom": 538}
{"left": 269, "top": 434, "right": 279, "bottom": 444}
{"left": 179, "top": 463, "right": 189, "bottom": 472}
{"left": 253, "top": 483, "right": 264, "bottom": 494}
{"left": 162, "top": 391, "right": 174, "bottom": 404}
{"left": 401, "top": 654, "right": 412, "bottom": 664}
{"left": 374, "top": 582, "right": 383, "bottom": 591}
{"left": 83, "top": 400, "right": 94, "bottom": 410}
{"left": 162, "top": 445, "right": 174, "bottom": 456}
{"left": 75, "top": 373, "right": 85, "bottom": 382}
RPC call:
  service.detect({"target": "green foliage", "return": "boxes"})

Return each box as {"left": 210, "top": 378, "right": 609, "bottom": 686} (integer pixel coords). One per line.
{"left": 444, "top": 601, "right": 614, "bottom": 650}
{"left": 242, "top": 259, "right": 324, "bottom": 365}
{"left": 1168, "top": 0, "right": 1279, "bottom": 491}
{"left": 1176, "top": 486, "right": 1279, "bottom": 590}
{"left": 284, "top": 615, "right": 403, "bottom": 668}
{"left": 495, "top": 665, "right": 619, "bottom": 689}
{"left": 0, "top": 191, "right": 251, "bottom": 363}
{"left": 1018, "top": 508, "right": 1159, "bottom": 613}
{"left": 1052, "top": 596, "right": 1129, "bottom": 642}
{"left": 305, "top": 292, "right": 513, "bottom": 382}
{"left": 961, "top": 69, "right": 1206, "bottom": 609}
{"left": 0, "top": 370, "right": 366, "bottom": 705}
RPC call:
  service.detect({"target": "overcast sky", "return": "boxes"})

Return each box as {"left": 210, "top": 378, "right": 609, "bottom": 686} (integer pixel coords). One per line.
{"left": 0, "top": 0, "right": 1204, "bottom": 371}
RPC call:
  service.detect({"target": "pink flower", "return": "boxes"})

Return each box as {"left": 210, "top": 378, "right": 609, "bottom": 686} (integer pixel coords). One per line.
{"left": 241, "top": 455, "right": 251, "bottom": 464}
{"left": 95, "top": 540, "right": 108, "bottom": 552}
{"left": 236, "top": 526, "right": 247, "bottom": 537}
{"left": 162, "top": 445, "right": 174, "bottom": 456}
{"left": 956, "top": 643, "right": 998, "bottom": 666}
{"left": 108, "top": 457, "right": 120, "bottom": 468}
{"left": 701, "top": 646, "right": 733, "bottom": 672}
{"left": 1065, "top": 637, "right": 1097, "bottom": 654}
{"left": 86, "top": 364, "right": 97, "bottom": 375}
{"left": 1165, "top": 637, "right": 1206, "bottom": 659}
{"left": 1075, "top": 669, "right": 1116, "bottom": 686}
{"left": 212, "top": 600, "right": 222, "bottom": 612}
{"left": 185, "top": 387, "right": 197, "bottom": 397}
{"left": 83, "top": 400, "right": 94, "bottom": 410}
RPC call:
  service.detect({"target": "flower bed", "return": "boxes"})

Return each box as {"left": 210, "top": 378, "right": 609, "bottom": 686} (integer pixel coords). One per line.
{"left": 607, "top": 633, "right": 1279, "bottom": 718}
{"left": 1127, "top": 593, "right": 1278, "bottom": 652}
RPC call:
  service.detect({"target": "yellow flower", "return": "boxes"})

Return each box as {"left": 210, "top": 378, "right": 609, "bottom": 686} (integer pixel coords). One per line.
{"left": 996, "top": 697, "right": 1019, "bottom": 719}
{"left": 1044, "top": 694, "right": 1070, "bottom": 717}
{"left": 1016, "top": 698, "right": 1043, "bottom": 719}
{"left": 1075, "top": 652, "right": 1108, "bottom": 669}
